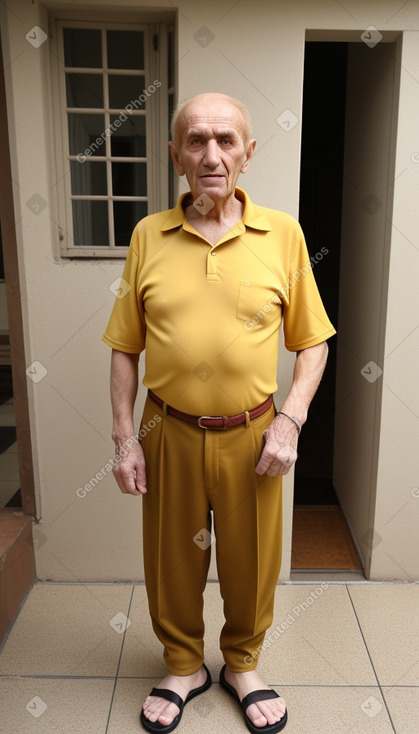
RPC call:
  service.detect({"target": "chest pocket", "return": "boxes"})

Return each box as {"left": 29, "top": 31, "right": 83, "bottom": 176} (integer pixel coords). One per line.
{"left": 236, "top": 281, "right": 282, "bottom": 329}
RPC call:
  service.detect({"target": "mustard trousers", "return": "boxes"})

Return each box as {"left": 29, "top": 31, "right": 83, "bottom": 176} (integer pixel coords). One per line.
{"left": 140, "top": 395, "right": 283, "bottom": 675}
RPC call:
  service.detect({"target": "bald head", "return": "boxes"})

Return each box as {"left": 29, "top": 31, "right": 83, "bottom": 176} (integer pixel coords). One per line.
{"left": 170, "top": 93, "right": 252, "bottom": 148}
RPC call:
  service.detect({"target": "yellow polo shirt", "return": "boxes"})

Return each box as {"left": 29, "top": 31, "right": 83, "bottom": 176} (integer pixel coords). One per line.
{"left": 102, "top": 188, "right": 335, "bottom": 414}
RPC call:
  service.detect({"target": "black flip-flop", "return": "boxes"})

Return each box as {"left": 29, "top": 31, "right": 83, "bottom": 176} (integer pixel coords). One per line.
{"left": 140, "top": 663, "right": 212, "bottom": 733}
{"left": 219, "top": 664, "right": 287, "bottom": 733}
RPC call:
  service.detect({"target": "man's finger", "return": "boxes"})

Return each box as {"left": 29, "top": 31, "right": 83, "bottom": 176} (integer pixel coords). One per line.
{"left": 134, "top": 453, "right": 147, "bottom": 493}
{"left": 276, "top": 445, "right": 298, "bottom": 466}
{"left": 255, "top": 444, "right": 276, "bottom": 475}
{"left": 266, "top": 461, "right": 292, "bottom": 477}
{"left": 256, "top": 442, "right": 298, "bottom": 476}
{"left": 113, "top": 464, "right": 146, "bottom": 495}
{"left": 135, "top": 466, "right": 147, "bottom": 494}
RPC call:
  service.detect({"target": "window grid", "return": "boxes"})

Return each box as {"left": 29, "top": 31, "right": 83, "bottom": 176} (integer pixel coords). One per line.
{"left": 61, "top": 22, "right": 152, "bottom": 253}
{"left": 65, "top": 44, "right": 149, "bottom": 243}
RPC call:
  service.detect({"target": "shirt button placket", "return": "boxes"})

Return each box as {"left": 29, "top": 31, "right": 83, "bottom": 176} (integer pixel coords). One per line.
{"left": 206, "top": 248, "right": 218, "bottom": 279}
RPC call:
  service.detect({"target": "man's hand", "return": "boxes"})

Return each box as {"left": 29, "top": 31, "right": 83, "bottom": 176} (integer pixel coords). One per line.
{"left": 255, "top": 342, "right": 329, "bottom": 476}
{"left": 112, "top": 438, "right": 147, "bottom": 495}
{"left": 255, "top": 413, "right": 300, "bottom": 476}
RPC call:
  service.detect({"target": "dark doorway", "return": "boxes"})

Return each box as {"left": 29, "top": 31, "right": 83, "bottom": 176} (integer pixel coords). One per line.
{"left": 295, "top": 41, "right": 347, "bottom": 505}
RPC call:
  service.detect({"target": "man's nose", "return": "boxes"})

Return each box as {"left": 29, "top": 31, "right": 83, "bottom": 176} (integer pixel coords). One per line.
{"left": 202, "top": 139, "right": 221, "bottom": 167}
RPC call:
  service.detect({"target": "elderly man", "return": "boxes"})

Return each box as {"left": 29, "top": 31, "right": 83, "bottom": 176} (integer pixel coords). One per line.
{"left": 103, "top": 92, "right": 335, "bottom": 734}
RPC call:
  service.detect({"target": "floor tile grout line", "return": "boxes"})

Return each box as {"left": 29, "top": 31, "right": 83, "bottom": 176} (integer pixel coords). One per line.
{"left": 34, "top": 580, "right": 147, "bottom": 586}
{"left": 32, "top": 578, "right": 419, "bottom": 586}
{"left": 0, "top": 674, "right": 417, "bottom": 689}
{"left": 345, "top": 584, "right": 398, "bottom": 734}
{"left": 105, "top": 583, "right": 136, "bottom": 733}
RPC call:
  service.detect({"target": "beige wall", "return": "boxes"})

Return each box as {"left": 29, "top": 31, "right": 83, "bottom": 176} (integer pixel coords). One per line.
{"left": 1, "top": 0, "right": 418, "bottom": 581}
{"left": 370, "top": 31, "right": 419, "bottom": 580}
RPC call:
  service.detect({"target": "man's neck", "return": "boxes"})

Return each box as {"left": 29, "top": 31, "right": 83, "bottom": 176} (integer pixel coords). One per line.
{"left": 184, "top": 192, "right": 244, "bottom": 245}
{"left": 185, "top": 193, "right": 244, "bottom": 228}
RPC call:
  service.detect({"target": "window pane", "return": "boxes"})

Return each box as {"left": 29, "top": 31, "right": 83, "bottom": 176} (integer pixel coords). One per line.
{"left": 72, "top": 201, "right": 109, "bottom": 246}
{"left": 108, "top": 75, "right": 145, "bottom": 110}
{"left": 68, "top": 114, "right": 105, "bottom": 157}
{"left": 63, "top": 29, "right": 102, "bottom": 68}
{"left": 114, "top": 201, "right": 147, "bottom": 246}
{"left": 107, "top": 31, "right": 144, "bottom": 70}
{"left": 110, "top": 114, "right": 146, "bottom": 157}
{"left": 112, "top": 162, "right": 147, "bottom": 196}
{"left": 70, "top": 161, "right": 107, "bottom": 195}
{"left": 66, "top": 73, "right": 103, "bottom": 108}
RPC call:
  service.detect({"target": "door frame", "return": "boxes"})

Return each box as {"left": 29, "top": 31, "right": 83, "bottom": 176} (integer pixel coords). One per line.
{"left": 0, "top": 31, "right": 36, "bottom": 516}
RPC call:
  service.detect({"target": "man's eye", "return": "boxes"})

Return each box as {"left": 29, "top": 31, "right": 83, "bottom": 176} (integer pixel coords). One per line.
{"left": 221, "top": 138, "right": 232, "bottom": 146}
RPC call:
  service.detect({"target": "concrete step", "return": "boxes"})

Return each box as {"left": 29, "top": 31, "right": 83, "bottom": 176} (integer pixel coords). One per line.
{"left": 0, "top": 509, "right": 35, "bottom": 644}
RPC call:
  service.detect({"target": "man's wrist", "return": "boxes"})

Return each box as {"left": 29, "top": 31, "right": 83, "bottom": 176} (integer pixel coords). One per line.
{"left": 278, "top": 403, "right": 307, "bottom": 427}
{"left": 277, "top": 411, "right": 302, "bottom": 434}
{"left": 112, "top": 426, "right": 137, "bottom": 446}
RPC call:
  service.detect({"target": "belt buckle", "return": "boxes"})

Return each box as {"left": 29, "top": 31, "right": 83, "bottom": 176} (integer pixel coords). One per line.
{"left": 197, "top": 415, "right": 225, "bottom": 430}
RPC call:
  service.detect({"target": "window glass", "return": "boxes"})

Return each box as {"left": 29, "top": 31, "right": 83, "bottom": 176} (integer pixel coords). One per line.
{"left": 114, "top": 201, "right": 147, "bottom": 246}
{"left": 112, "top": 162, "right": 147, "bottom": 196}
{"left": 107, "top": 30, "right": 144, "bottom": 69}
{"left": 68, "top": 114, "right": 105, "bottom": 156}
{"left": 110, "top": 114, "right": 146, "bottom": 157}
{"left": 66, "top": 74, "right": 103, "bottom": 108}
{"left": 63, "top": 28, "right": 102, "bottom": 68}
{"left": 72, "top": 201, "right": 109, "bottom": 246}
{"left": 70, "top": 161, "right": 107, "bottom": 196}
{"left": 108, "top": 75, "right": 146, "bottom": 110}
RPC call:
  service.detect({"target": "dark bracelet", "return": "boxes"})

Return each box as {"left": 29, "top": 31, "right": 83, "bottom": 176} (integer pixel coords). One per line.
{"left": 278, "top": 410, "right": 302, "bottom": 434}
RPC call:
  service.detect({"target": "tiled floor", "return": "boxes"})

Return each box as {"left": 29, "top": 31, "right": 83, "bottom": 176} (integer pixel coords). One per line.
{"left": 0, "top": 581, "right": 418, "bottom": 733}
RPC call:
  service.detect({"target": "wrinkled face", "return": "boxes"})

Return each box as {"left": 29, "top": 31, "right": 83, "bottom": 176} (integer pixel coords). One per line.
{"left": 169, "top": 97, "right": 255, "bottom": 204}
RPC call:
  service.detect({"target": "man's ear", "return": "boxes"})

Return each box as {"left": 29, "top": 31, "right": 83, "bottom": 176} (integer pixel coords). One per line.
{"left": 169, "top": 141, "right": 185, "bottom": 176}
{"left": 240, "top": 138, "right": 256, "bottom": 174}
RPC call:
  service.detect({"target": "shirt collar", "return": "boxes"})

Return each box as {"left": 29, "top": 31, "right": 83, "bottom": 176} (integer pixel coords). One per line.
{"left": 160, "top": 187, "right": 272, "bottom": 232}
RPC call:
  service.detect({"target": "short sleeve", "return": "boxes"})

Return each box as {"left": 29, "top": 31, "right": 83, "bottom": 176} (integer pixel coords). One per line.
{"left": 283, "top": 224, "right": 336, "bottom": 351}
{"left": 102, "top": 227, "right": 145, "bottom": 353}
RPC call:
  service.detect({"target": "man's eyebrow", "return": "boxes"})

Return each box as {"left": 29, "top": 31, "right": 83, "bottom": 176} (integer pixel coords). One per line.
{"left": 185, "top": 128, "right": 203, "bottom": 138}
{"left": 185, "top": 127, "right": 239, "bottom": 139}
{"left": 216, "top": 129, "right": 239, "bottom": 138}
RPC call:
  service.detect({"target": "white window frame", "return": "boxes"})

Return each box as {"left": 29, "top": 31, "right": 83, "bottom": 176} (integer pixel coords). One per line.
{"left": 50, "top": 17, "right": 173, "bottom": 258}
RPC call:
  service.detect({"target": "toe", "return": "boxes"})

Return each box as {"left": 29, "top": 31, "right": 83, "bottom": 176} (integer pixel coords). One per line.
{"left": 158, "top": 702, "right": 180, "bottom": 725}
{"left": 260, "top": 701, "right": 282, "bottom": 725}
{"left": 246, "top": 703, "right": 268, "bottom": 728}
{"left": 142, "top": 697, "right": 180, "bottom": 725}
{"left": 247, "top": 699, "right": 286, "bottom": 728}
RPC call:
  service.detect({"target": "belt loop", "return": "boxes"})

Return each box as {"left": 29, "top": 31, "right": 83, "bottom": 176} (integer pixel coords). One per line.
{"left": 245, "top": 410, "right": 251, "bottom": 428}
{"left": 162, "top": 401, "right": 168, "bottom": 417}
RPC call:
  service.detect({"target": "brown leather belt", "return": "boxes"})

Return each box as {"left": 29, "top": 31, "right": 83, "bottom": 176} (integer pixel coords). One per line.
{"left": 148, "top": 390, "right": 273, "bottom": 430}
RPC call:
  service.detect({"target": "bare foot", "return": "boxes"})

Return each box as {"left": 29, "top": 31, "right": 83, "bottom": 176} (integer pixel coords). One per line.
{"left": 224, "top": 667, "right": 286, "bottom": 729}
{"left": 142, "top": 666, "right": 207, "bottom": 727}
